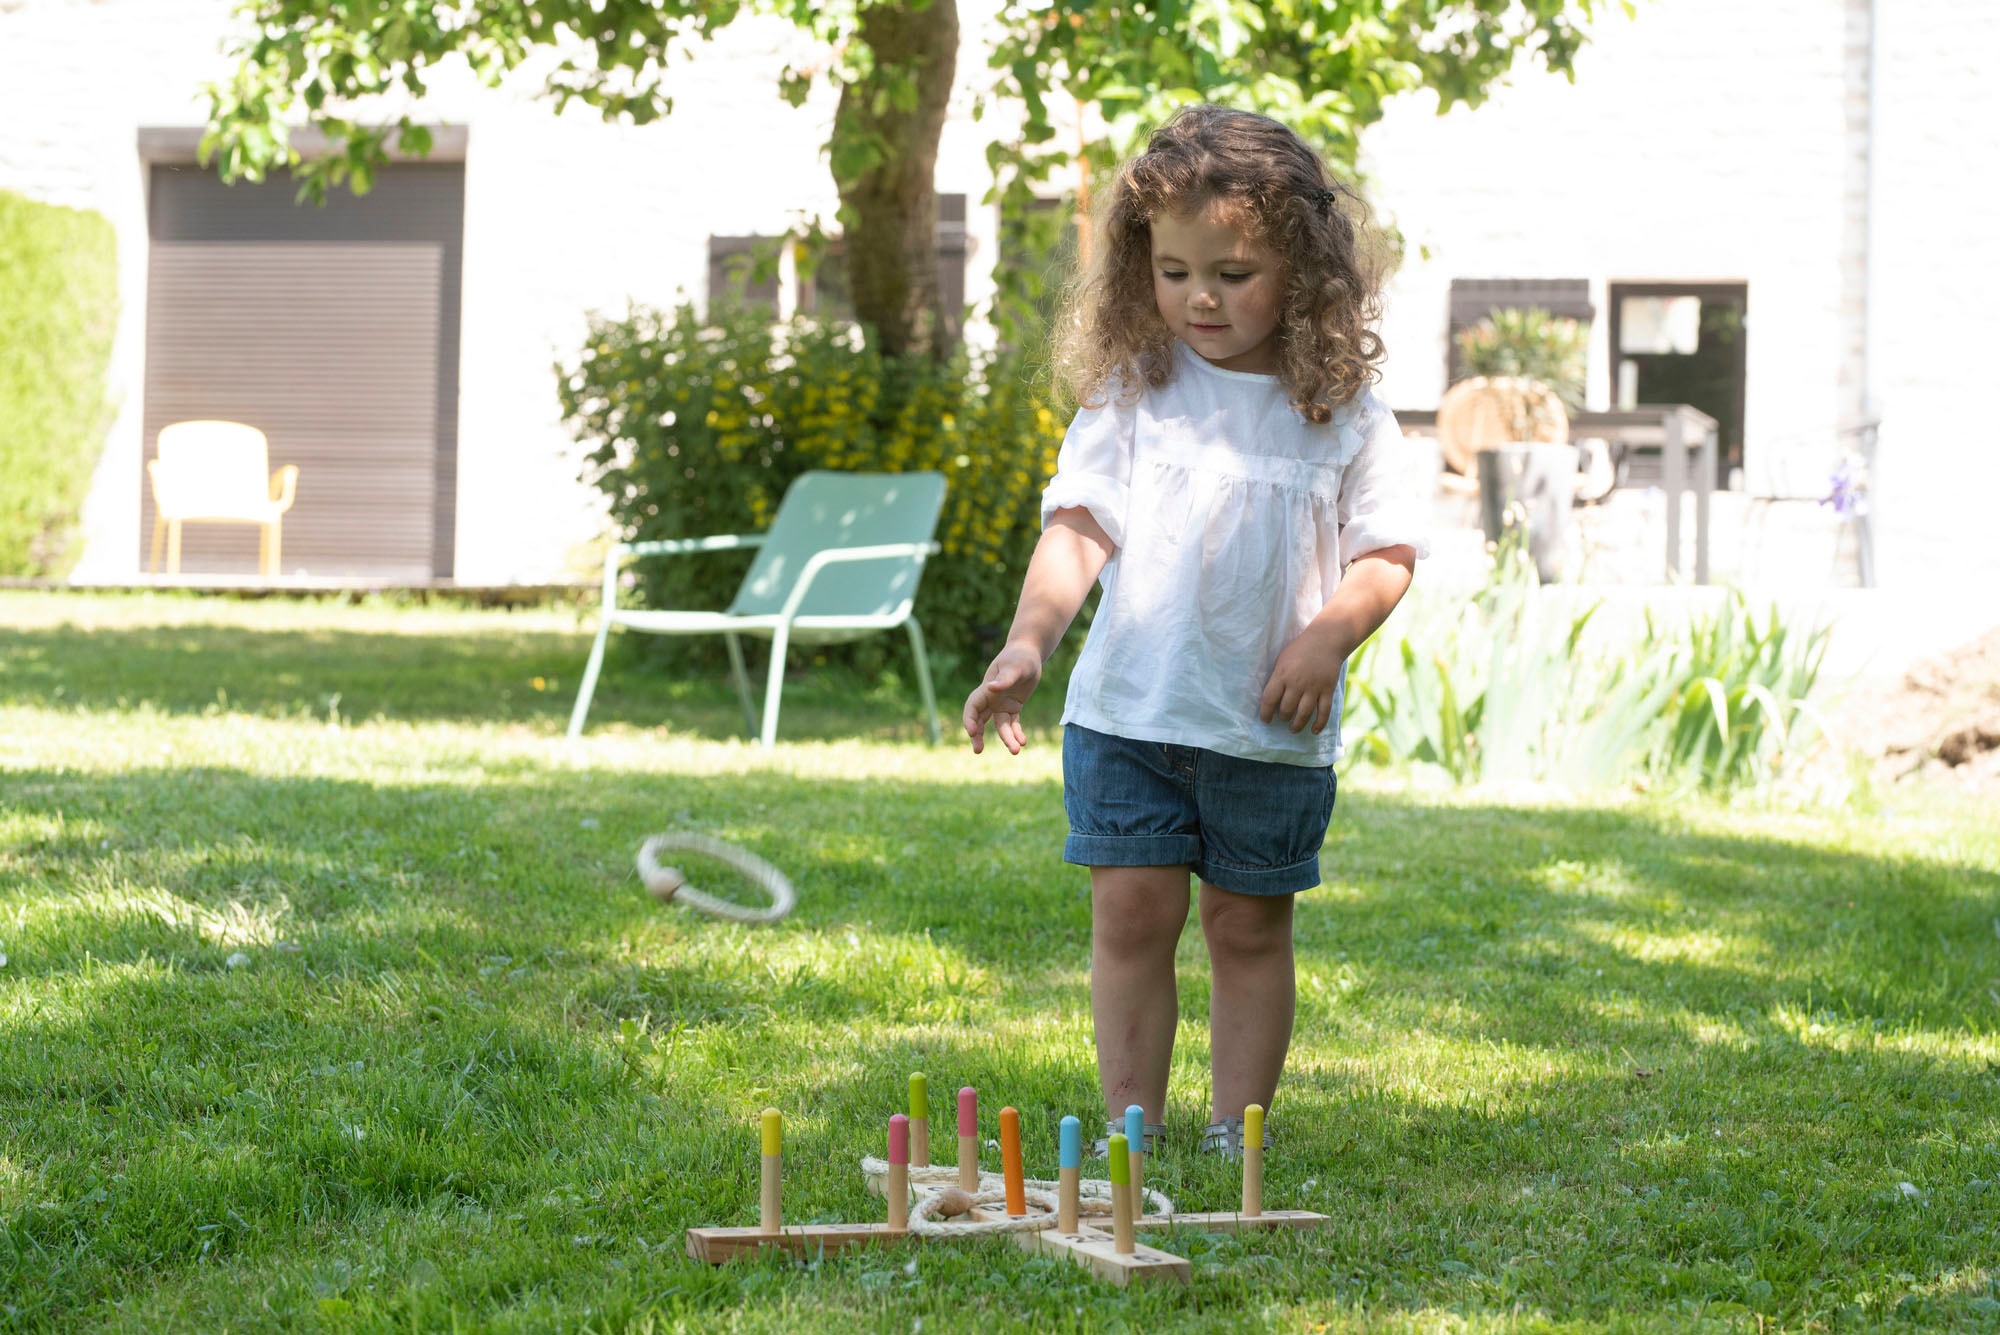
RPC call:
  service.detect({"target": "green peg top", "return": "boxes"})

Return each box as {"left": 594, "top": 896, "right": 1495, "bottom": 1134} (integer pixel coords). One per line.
{"left": 908, "top": 1072, "right": 929, "bottom": 1120}
{"left": 1107, "top": 1132, "right": 1130, "bottom": 1185}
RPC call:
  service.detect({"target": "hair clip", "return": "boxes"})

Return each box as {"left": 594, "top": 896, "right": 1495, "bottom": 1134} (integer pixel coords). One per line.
{"left": 1312, "top": 188, "right": 1337, "bottom": 216}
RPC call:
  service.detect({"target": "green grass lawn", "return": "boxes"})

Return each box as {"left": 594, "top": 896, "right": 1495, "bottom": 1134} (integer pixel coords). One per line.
{"left": 2, "top": 590, "right": 1996, "bottom": 1332}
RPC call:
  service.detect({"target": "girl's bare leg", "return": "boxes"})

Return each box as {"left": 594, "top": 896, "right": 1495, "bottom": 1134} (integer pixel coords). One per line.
{"left": 1090, "top": 865, "right": 1192, "bottom": 1125}
{"left": 1199, "top": 882, "right": 1296, "bottom": 1120}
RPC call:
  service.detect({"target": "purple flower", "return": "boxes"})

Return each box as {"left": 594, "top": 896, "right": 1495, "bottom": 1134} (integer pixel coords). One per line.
{"left": 1823, "top": 454, "right": 1867, "bottom": 518}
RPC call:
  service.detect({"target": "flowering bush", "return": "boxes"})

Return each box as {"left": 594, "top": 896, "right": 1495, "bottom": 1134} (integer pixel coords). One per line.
{"left": 559, "top": 303, "right": 1064, "bottom": 677}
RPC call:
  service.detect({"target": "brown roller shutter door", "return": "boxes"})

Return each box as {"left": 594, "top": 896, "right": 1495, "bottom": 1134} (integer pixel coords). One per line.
{"left": 140, "top": 162, "right": 464, "bottom": 579}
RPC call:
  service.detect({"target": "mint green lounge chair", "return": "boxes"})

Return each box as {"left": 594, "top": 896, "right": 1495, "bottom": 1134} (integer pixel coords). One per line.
{"left": 567, "top": 470, "right": 947, "bottom": 748}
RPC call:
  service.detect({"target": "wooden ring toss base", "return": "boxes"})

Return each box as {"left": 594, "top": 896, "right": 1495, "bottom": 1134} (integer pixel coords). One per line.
{"left": 686, "top": 1098, "right": 1328, "bottom": 1288}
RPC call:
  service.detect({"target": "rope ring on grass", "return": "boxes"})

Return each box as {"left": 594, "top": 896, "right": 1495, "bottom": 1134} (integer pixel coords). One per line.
{"left": 858, "top": 1156, "right": 1175, "bottom": 1220}
{"left": 906, "top": 1185, "right": 1061, "bottom": 1237}
{"left": 637, "top": 832, "right": 796, "bottom": 925}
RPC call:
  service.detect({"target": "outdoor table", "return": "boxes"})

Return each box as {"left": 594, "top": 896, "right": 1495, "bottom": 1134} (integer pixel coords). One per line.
{"left": 1397, "top": 403, "right": 1719, "bottom": 584}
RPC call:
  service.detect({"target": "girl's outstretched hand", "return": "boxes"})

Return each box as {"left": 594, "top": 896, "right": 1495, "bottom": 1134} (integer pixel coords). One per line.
{"left": 963, "top": 645, "right": 1043, "bottom": 754}
{"left": 1259, "top": 623, "right": 1348, "bottom": 735}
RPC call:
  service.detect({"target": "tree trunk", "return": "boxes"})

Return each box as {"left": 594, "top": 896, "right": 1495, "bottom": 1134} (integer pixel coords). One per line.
{"left": 832, "top": 0, "right": 958, "bottom": 360}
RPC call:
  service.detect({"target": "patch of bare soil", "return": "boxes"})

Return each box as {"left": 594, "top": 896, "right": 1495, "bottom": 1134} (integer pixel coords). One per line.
{"left": 1826, "top": 628, "right": 2000, "bottom": 792}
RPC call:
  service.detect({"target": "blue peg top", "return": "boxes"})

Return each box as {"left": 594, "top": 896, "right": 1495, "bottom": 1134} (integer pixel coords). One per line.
{"left": 1058, "top": 1115, "right": 1081, "bottom": 1169}
{"left": 1124, "top": 1104, "right": 1144, "bottom": 1148}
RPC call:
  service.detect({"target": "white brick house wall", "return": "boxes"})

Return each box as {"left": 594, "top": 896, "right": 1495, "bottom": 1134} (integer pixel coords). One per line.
{"left": 1363, "top": 0, "right": 2000, "bottom": 591}
{"left": 3, "top": 0, "right": 1991, "bottom": 592}
{"left": 1866, "top": 0, "right": 1999, "bottom": 591}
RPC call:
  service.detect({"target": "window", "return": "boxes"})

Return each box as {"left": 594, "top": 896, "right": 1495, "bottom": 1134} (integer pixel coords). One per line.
{"left": 996, "top": 194, "right": 1078, "bottom": 334}
{"left": 1446, "top": 277, "right": 1596, "bottom": 383}
{"left": 1616, "top": 295, "right": 1702, "bottom": 355}
{"left": 706, "top": 235, "right": 783, "bottom": 314}
{"left": 793, "top": 193, "right": 970, "bottom": 346}
{"left": 142, "top": 156, "right": 465, "bottom": 580}
{"left": 1607, "top": 282, "right": 1748, "bottom": 482}
{"left": 796, "top": 238, "right": 852, "bottom": 324}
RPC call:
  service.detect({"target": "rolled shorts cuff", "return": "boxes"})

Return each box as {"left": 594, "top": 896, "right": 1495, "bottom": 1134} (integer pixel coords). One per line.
{"left": 1063, "top": 831, "right": 1199, "bottom": 869}
{"left": 1195, "top": 854, "right": 1323, "bottom": 897}
{"left": 1061, "top": 836, "right": 1321, "bottom": 896}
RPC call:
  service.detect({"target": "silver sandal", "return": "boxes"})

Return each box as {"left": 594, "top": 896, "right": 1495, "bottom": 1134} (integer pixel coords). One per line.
{"left": 1200, "top": 1116, "right": 1273, "bottom": 1160}
{"left": 1090, "top": 1119, "right": 1167, "bottom": 1157}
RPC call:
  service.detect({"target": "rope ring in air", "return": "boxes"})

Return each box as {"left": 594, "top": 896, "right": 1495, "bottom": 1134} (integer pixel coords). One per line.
{"left": 637, "top": 832, "right": 797, "bottom": 925}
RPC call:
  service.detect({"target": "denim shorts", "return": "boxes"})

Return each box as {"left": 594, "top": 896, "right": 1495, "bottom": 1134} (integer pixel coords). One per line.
{"left": 1061, "top": 724, "right": 1339, "bottom": 896}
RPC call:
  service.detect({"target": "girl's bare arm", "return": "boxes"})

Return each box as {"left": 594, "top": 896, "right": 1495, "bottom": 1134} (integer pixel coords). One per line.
{"left": 963, "top": 507, "right": 1116, "bottom": 754}
{"left": 1259, "top": 545, "right": 1418, "bottom": 735}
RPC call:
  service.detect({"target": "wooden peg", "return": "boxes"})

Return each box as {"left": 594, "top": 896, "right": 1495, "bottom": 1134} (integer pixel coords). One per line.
{"left": 1107, "top": 1132, "right": 1135, "bottom": 1253}
{"left": 759, "top": 1107, "right": 783, "bottom": 1234}
{"left": 887, "top": 1113, "right": 910, "bottom": 1231}
{"left": 1057, "top": 1115, "right": 1081, "bottom": 1233}
{"left": 1241, "top": 1103, "right": 1264, "bottom": 1218}
{"left": 1124, "top": 1104, "right": 1146, "bottom": 1215}
{"left": 908, "top": 1072, "right": 931, "bottom": 1167}
{"left": 1000, "top": 1106, "right": 1026, "bottom": 1215}
{"left": 957, "top": 1086, "right": 979, "bottom": 1192}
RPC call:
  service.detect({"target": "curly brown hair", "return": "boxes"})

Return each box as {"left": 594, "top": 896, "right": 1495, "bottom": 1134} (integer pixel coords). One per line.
{"left": 1053, "top": 104, "right": 1391, "bottom": 426}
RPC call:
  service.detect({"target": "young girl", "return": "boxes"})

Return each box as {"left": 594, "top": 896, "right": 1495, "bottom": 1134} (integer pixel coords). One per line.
{"left": 962, "top": 105, "right": 1427, "bottom": 1157}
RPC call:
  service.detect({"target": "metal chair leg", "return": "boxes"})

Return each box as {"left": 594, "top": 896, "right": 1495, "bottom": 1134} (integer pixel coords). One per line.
{"left": 906, "top": 617, "right": 940, "bottom": 744}
{"left": 724, "top": 633, "right": 758, "bottom": 736}
{"left": 759, "top": 622, "right": 791, "bottom": 749}
{"left": 567, "top": 619, "right": 612, "bottom": 739}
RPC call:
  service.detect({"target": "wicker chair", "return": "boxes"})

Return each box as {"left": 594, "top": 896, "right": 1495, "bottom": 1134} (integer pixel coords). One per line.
{"left": 1436, "top": 375, "right": 1570, "bottom": 476}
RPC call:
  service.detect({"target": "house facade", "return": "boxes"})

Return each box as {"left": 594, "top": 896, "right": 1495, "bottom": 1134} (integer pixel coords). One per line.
{"left": 2, "top": 0, "right": 1009, "bottom": 585}
{"left": 1362, "top": 0, "right": 1998, "bottom": 593}
{"left": 2, "top": 0, "right": 1991, "bottom": 592}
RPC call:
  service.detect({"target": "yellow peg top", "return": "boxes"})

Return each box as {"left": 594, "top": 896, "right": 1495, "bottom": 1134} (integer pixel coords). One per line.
{"left": 1243, "top": 1104, "right": 1264, "bottom": 1146}
{"left": 1107, "top": 1132, "right": 1130, "bottom": 1185}
{"left": 909, "top": 1072, "right": 929, "bottom": 1120}
{"left": 760, "top": 1107, "right": 783, "bottom": 1156}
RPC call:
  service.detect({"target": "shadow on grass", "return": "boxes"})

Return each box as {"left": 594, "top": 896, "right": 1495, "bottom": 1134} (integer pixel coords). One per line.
{"left": 0, "top": 619, "right": 963, "bottom": 742}
{"left": 4, "top": 764, "right": 1999, "bottom": 1327}
{"left": 7, "top": 763, "right": 1996, "bottom": 1036}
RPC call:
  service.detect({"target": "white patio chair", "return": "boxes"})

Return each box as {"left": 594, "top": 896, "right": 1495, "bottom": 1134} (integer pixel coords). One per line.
{"left": 147, "top": 420, "right": 299, "bottom": 576}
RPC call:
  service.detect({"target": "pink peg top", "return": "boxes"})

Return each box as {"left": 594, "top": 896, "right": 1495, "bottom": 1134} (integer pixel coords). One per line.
{"left": 888, "top": 1112, "right": 909, "bottom": 1165}
{"left": 957, "top": 1086, "right": 977, "bottom": 1137}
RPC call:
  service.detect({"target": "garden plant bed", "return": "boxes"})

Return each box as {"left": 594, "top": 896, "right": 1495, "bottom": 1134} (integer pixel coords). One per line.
{"left": 1830, "top": 627, "right": 2000, "bottom": 792}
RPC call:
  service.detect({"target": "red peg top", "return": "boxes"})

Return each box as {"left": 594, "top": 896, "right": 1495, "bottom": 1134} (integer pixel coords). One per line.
{"left": 957, "top": 1086, "right": 977, "bottom": 1137}
{"left": 888, "top": 1112, "right": 909, "bottom": 1165}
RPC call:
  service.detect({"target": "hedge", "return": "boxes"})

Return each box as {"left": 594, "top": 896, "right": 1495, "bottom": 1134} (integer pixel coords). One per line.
{"left": 560, "top": 303, "right": 1066, "bottom": 681}
{"left": 0, "top": 190, "right": 118, "bottom": 577}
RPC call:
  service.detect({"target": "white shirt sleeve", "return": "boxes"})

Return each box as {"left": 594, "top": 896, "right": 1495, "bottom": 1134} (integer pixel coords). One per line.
{"left": 1336, "top": 392, "right": 1432, "bottom": 565}
{"left": 1041, "top": 393, "right": 1137, "bottom": 550}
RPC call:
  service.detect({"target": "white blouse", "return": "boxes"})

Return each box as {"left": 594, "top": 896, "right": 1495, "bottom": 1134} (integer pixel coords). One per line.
{"left": 1043, "top": 342, "right": 1431, "bottom": 766}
